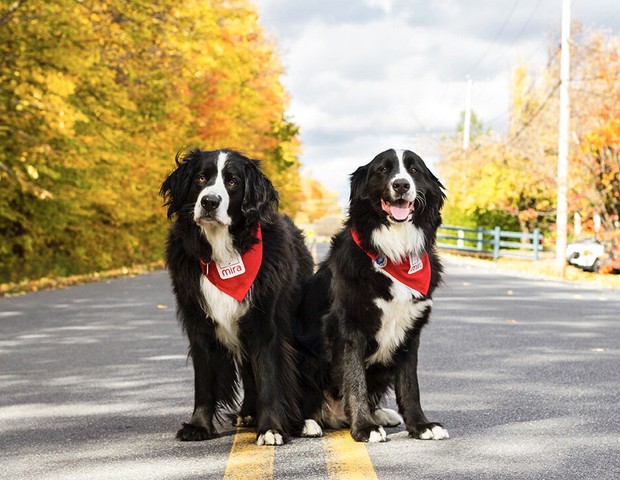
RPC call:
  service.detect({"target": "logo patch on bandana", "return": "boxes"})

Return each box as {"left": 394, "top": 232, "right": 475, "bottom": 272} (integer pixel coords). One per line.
{"left": 408, "top": 255, "right": 423, "bottom": 275}
{"left": 216, "top": 255, "right": 246, "bottom": 279}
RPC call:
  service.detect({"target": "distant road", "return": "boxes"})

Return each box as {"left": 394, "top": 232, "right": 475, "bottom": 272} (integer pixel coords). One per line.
{"left": 1, "top": 258, "right": 619, "bottom": 479}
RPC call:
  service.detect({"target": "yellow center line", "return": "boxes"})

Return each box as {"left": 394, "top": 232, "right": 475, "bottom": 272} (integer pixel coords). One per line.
{"left": 323, "top": 429, "right": 379, "bottom": 480}
{"left": 224, "top": 429, "right": 275, "bottom": 480}
{"left": 224, "top": 428, "right": 379, "bottom": 479}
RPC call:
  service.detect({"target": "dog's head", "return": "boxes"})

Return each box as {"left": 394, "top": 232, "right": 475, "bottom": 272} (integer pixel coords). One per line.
{"left": 160, "top": 148, "right": 278, "bottom": 228}
{"left": 349, "top": 148, "right": 445, "bottom": 225}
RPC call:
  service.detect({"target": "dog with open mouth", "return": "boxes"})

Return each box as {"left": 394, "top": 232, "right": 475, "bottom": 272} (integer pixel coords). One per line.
{"left": 297, "top": 148, "right": 449, "bottom": 442}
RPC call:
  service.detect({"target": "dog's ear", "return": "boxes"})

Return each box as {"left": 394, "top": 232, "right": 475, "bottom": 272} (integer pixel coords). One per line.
{"left": 242, "top": 159, "right": 279, "bottom": 225}
{"left": 421, "top": 161, "right": 447, "bottom": 211}
{"left": 423, "top": 162, "right": 446, "bottom": 191}
{"left": 160, "top": 149, "right": 197, "bottom": 219}
{"left": 413, "top": 160, "right": 446, "bottom": 231}
{"left": 349, "top": 164, "right": 369, "bottom": 202}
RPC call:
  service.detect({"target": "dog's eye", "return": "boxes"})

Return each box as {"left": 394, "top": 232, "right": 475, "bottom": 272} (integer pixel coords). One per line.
{"left": 196, "top": 174, "right": 207, "bottom": 185}
{"left": 227, "top": 178, "right": 239, "bottom": 187}
{"left": 409, "top": 167, "right": 417, "bottom": 174}
{"left": 378, "top": 166, "right": 388, "bottom": 174}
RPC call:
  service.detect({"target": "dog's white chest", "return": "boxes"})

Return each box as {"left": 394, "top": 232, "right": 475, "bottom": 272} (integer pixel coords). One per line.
{"left": 367, "top": 277, "right": 432, "bottom": 366}
{"left": 200, "top": 276, "right": 248, "bottom": 359}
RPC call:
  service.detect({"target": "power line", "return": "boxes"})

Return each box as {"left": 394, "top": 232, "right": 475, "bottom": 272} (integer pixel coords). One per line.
{"left": 466, "top": 0, "right": 523, "bottom": 76}
{"left": 475, "top": 0, "right": 547, "bottom": 76}
{"left": 505, "top": 81, "right": 561, "bottom": 145}
{"left": 509, "top": 0, "right": 545, "bottom": 47}
{"left": 571, "top": 87, "right": 619, "bottom": 99}
{"left": 466, "top": 0, "right": 549, "bottom": 78}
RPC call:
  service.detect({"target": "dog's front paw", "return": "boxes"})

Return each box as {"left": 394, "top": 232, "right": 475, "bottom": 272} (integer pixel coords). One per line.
{"left": 409, "top": 422, "right": 449, "bottom": 440}
{"left": 256, "top": 429, "right": 285, "bottom": 446}
{"left": 176, "top": 422, "right": 218, "bottom": 441}
{"left": 351, "top": 425, "right": 387, "bottom": 443}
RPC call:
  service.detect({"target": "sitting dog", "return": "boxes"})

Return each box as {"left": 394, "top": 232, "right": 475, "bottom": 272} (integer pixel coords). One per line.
{"left": 160, "top": 148, "right": 321, "bottom": 445}
{"left": 297, "top": 148, "right": 449, "bottom": 442}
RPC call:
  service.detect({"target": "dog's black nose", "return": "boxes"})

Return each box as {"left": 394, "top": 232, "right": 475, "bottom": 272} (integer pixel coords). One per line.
{"left": 201, "top": 194, "right": 221, "bottom": 212}
{"left": 392, "top": 178, "right": 410, "bottom": 194}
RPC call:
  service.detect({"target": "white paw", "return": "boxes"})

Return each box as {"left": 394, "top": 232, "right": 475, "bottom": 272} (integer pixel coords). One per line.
{"left": 234, "top": 415, "right": 253, "bottom": 427}
{"left": 372, "top": 408, "right": 403, "bottom": 427}
{"left": 368, "top": 426, "right": 387, "bottom": 443}
{"left": 301, "top": 419, "right": 323, "bottom": 437}
{"left": 418, "top": 425, "right": 449, "bottom": 440}
{"left": 256, "top": 430, "right": 284, "bottom": 446}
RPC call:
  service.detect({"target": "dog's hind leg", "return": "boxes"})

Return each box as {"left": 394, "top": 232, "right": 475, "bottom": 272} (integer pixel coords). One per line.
{"left": 372, "top": 408, "right": 403, "bottom": 427}
{"left": 250, "top": 332, "right": 303, "bottom": 446}
{"left": 233, "top": 361, "right": 256, "bottom": 427}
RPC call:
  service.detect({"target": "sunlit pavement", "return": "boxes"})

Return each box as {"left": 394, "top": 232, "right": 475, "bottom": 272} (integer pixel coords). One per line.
{"left": 1, "top": 258, "right": 619, "bottom": 479}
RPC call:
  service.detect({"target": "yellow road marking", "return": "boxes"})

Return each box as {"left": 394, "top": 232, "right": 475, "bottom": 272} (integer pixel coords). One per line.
{"left": 224, "top": 429, "right": 274, "bottom": 480}
{"left": 323, "top": 430, "right": 379, "bottom": 480}
{"left": 224, "top": 428, "right": 378, "bottom": 479}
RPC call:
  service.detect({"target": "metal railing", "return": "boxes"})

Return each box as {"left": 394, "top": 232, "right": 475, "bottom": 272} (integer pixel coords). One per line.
{"left": 437, "top": 225, "right": 542, "bottom": 261}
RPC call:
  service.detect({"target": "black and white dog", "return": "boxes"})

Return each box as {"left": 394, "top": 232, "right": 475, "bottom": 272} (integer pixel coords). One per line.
{"left": 160, "top": 148, "right": 321, "bottom": 445}
{"left": 298, "top": 148, "right": 449, "bottom": 442}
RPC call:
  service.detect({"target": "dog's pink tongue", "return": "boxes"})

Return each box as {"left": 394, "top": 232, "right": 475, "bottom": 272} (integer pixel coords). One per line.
{"left": 390, "top": 204, "right": 410, "bottom": 220}
{"left": 381, "top": 199, "right": 412, "bottom": 220}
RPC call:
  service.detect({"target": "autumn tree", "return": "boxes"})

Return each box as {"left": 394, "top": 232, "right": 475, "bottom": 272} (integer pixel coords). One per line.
{"left": 570, "top": 31, "right": 620, "bottom": 231}
{"left": 439, "top": 25, "right": 620, "bottom": 238}
{"left": 439, "top": 138, "right": 555, "bottom": 232}
{"left": 0, "top": 0, "right": 303, "bottom": 283}
{"left": 294, "top": 176, "right": 341, "bottom": 225}
{"left": 180, "top": 0, "right": 303, "bottom": 216}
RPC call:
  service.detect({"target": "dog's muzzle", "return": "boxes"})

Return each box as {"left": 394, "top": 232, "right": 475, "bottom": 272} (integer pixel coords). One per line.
{"left": 195, "top": 193, "right": 224, "bottom": 224}
{"left": 382, "top": 178, "right": 415, "bottom": 221}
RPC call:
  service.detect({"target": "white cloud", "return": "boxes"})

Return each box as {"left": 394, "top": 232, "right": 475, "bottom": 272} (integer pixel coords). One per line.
{"left": 256, "top": 0, "right": 620, "bottom": 203}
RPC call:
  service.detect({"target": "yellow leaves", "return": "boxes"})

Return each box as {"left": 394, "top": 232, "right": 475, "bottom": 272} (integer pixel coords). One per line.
{"left": 1, "top": 0, "right": 304, "bottom": 284}
{"left": 26, "top": 165, "right": 38, "bottom": 180}
{"left": 439, "top": 137, "right": 556, "bottom": 230}
{"left": 45, "top": 72, "right": 76, "bottom": 97}
{"left": 295, "top": 176, "right": 341, "bottom": 224}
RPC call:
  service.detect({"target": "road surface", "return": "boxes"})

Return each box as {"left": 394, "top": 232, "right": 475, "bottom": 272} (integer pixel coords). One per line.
{"left": 1, "top": 257, "right": 619, "bottom": 479}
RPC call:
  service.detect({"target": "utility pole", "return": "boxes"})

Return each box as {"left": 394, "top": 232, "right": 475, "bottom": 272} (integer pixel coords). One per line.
{"left": 463, "top": 77, "right": 472, "bottom": 150}
{"left": 555, "top": 0, "right": 571, "bottom": 276}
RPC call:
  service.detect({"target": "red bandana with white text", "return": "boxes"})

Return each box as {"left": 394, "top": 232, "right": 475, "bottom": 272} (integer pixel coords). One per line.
{"left": 199, "top": 226, "right": 262, "bottom": 302}
{"left": 351, "top": 229, "right": 431, "bottom": 296}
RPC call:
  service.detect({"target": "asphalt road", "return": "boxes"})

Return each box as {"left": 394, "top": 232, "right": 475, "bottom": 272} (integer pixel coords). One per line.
{"left": 1, "top": 257, "right": 619, "bottom": 479}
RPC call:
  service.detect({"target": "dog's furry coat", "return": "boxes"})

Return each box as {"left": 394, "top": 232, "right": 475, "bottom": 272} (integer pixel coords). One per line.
{"left": 297, "top": 148, "right": 449, "bottom": 442}
{"left": 161, "top": 148, "right": 314, "bottom": 445}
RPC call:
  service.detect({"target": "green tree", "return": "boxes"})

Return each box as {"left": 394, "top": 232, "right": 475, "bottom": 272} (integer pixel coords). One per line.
{"left": 438, "top": 26, "right": 620, "bottom": 238}
{"left": 0, "top": 0, "right": 303, "bottom": 283}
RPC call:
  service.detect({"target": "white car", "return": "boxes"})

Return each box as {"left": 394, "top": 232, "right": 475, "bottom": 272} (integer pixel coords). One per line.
{"left": 566, "top": 238, "right": 604, "bottom": 272}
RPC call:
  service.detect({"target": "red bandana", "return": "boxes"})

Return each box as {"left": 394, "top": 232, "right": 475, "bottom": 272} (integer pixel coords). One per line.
{"left": 351, "top": 229, "right": 431, "bottom": 296}
{"left": 199, "top": 226, "right": 263, "bottom": 302}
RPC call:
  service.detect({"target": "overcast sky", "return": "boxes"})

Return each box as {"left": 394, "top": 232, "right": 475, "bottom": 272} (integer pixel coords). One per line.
{"left": 255, "top": 0, "right": 620, "bottom": 204}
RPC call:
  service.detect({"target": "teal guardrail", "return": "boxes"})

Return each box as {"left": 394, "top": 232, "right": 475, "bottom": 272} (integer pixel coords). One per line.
{"left": 437, "top": 225, "right": 542, "bottom": 261}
